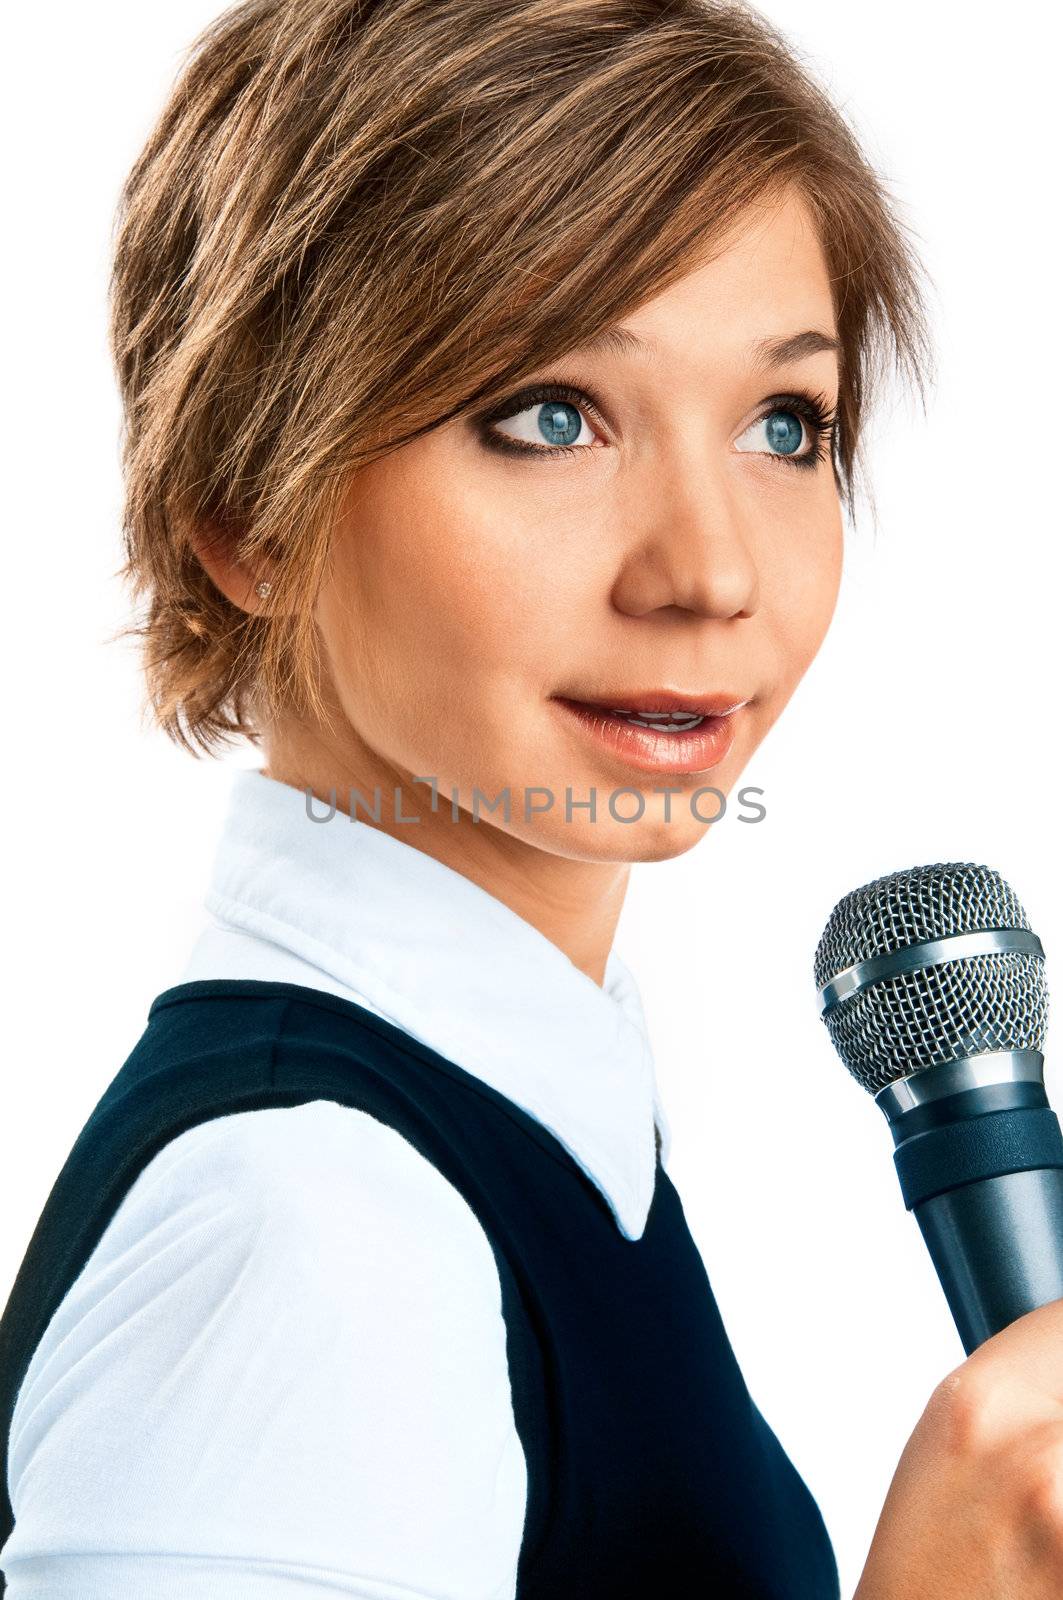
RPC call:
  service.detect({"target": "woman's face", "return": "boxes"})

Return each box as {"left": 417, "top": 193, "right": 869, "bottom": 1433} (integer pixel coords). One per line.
{"left": 309, "top": 185, "right": 843, "bottom": 863}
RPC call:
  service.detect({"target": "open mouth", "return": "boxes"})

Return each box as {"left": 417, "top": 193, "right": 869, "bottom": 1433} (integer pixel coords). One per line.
{"left": 551, "top": 695, "right": 749, "bottom": 776}
{"left": 600, "top": 707, "right": 714, "bottom": 732}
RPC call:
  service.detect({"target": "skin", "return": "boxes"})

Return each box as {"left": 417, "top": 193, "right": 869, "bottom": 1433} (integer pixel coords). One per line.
{"left": 195, "top": 184, "right": 843, "bottom": 986}
{"left": 852, "top": 1299, "right": 1063, "bottom": 1597}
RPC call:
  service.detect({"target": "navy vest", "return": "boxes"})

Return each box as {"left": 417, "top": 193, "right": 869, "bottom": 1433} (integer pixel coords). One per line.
{"left": 0, "top": 979, "right": 839, "bottom": 1598}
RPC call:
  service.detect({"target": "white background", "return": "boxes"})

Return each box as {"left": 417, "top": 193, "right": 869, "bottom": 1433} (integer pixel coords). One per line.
{"left": 3, "top": 3, "right": 1061, "bottom": 1595}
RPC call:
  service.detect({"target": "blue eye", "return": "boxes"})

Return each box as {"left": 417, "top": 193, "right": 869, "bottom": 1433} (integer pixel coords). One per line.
{"left": 735, "top": 407, "right": 808, "bottom": 459}
{"left": 486, "top": 396, "right": 597, "bottom": 454}
{"left": 765, "top": 411, "right": 804, "bottom": 454}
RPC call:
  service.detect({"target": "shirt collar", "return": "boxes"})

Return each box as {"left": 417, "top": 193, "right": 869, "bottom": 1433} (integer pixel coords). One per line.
{"left": 182, "top": 767, "right": 672, "bottom": 1241}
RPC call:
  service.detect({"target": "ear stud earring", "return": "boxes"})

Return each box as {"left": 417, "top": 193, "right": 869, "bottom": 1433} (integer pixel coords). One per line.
{"left": 255, "top": 580, "right": 272, "bottom": 598}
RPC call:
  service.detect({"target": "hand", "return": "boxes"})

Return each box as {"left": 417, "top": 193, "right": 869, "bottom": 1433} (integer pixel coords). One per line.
{"left": 854, "top": 1297, "right": 1063, "bottom": 1600}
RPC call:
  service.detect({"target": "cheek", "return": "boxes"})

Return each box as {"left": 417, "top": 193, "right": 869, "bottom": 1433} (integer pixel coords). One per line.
{"left": 325, "top": 483, "right": 566, "bottom": 710}
{"left": 761, "top": 494, "right": 843, "bottom": 679}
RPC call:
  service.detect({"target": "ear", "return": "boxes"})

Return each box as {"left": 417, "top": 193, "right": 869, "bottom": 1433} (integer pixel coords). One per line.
{"left": 189, "top": 521, "right": 274, "bottom": 615}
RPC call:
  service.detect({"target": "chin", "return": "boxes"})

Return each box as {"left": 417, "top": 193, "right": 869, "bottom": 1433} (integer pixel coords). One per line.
{"left": 525, "top": 809, "right": 713, "bottom": 866}
{"left": 624, "top": 816, "right": 715, "bottom": 865}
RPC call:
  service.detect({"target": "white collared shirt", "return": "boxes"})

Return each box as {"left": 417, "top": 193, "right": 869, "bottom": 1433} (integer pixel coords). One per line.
{"left": 2, "top": 768, "right": 671, "bottom": 1599}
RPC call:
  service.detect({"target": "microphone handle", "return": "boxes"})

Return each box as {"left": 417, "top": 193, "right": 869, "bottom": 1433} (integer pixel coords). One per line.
{"left": 888, "top": 1081, "right": 1063, "bottom": 1355}
{"left": 915, "top": 1168, "right": 1063, "bottom": 1354}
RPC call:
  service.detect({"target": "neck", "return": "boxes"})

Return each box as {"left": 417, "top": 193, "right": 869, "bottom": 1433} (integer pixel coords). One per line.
{"left": 261, "top": 720, "right": 631, "bottom": 988}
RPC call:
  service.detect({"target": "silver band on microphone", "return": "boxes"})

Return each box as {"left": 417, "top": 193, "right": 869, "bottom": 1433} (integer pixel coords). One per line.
{"left": 817, "top": 927, "right": 1045, "bottom": 1016}
{"left": 874, "top": 1048, "right": 1047, "bottom": 1121}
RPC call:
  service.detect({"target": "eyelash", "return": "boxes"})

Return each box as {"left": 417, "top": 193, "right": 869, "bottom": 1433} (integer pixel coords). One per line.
{"left": 475, "top": 379, "right": 838, "bottom": 472}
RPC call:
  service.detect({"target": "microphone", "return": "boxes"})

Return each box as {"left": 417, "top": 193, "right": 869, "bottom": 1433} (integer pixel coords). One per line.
{"left": 814, "top": 862, "right": 1063, "bottom": 1355}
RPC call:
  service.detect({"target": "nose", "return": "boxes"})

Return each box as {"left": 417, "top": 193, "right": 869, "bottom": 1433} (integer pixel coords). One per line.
{"left": 610, "top": 472, "right": 760, "bottom": 621}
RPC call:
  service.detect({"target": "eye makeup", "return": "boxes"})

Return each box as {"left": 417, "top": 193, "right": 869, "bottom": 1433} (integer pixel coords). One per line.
{"left": 474, "top": 380, "right": 610, "bottom": 459}
{"left": 472, "top": 377, "right": 838, "bottom": 471}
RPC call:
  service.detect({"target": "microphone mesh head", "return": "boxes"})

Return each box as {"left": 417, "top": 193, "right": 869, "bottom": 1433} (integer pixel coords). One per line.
{"left": 814, "top": 862, "right": 1048, "bottom": 1094}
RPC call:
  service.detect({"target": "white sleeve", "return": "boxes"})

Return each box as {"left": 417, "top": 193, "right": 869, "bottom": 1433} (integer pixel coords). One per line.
{"left": 2, "top": 1100, "right": 528, "bottom": 1599}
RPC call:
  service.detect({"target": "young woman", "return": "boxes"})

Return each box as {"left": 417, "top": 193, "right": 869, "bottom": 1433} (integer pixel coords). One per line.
{"left": 5, "top": 2, "right": 1063, "bottom": 1597}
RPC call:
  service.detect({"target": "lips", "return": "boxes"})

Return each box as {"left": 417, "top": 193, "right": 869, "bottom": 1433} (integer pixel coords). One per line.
{"left": 563, "top": 690, "right": 750, "bottom": 717}
{"left": 551, "top": 692, "right": 749, "bottom": 776}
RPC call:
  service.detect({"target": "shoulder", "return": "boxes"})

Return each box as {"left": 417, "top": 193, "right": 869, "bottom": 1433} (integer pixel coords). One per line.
{"left": 140, "top": 1098, "right": 506, "bottom": 1301}
{"left": 7, "top": 1101, "right": 526, "bottom": 1597}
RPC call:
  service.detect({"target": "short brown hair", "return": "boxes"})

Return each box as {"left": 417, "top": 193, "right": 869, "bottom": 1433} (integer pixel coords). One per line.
{"left": 109, "top": 0, "right": 933, "bottom": 757}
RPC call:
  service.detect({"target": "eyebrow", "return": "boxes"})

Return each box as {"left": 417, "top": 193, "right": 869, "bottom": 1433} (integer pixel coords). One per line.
{"left": 750, "top": 328, "right": 841, "bottom": 369}
{"left": 572, "top": 323, "right": 841, "bottom": 369}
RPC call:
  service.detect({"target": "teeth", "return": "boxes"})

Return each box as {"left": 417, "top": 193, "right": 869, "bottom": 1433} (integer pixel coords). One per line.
{"left": 610, "top": 708, "right": 706, "bottom": 730}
